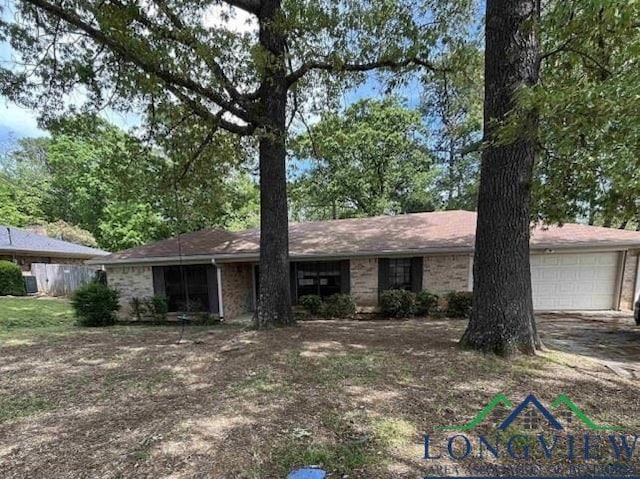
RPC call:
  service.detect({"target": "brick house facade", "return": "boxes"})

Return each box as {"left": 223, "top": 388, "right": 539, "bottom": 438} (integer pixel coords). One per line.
{"left": 106, "top": 265, "right": 154, "bottom": 316}
{"left": 94, "top": 211, "right": 640, "bottom": 320}
{"left": 220, "top": 262, "right": 254, "bottom": 319}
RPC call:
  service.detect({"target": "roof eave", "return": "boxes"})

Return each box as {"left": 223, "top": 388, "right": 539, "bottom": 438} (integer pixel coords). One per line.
{"left": 91, "top": 240, "right": 640, "bottom": 267}
{"left": 1, "top": 247, "right": 108, "bottom": 259}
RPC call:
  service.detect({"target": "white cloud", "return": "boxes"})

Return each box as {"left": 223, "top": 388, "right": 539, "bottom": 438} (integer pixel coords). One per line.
{"left": 202, "top": 3, "right": 257, "bottom": 34}
{"left": 0, "top": 100, "right": 46, "bottom": 138}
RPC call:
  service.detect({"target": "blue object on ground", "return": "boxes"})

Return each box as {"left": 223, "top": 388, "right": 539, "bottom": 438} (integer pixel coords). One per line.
{"left": 287, "top": 468, "right": 327, "bottom": 479}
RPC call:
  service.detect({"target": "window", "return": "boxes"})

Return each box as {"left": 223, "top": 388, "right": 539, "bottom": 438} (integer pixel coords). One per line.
{"left": 296, "top": 261, "right": 343, "bottom": 299}
{"left": 163, "top": 265, "right": 211, "bottom": 312}
{"left": 388, "top": 258, "right": 413, "bottom": 290}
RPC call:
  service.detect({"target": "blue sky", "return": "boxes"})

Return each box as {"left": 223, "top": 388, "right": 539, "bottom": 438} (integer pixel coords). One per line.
{"left": 0, "top": 2, "right": 424, "bottom": 146}
{"left": 0, "top": 10, "right": 143, "bottom": 143}
{"left": 0, "top": 32, "right": 143, "bottom": 143}
{"left": 0, "top": 72, "right": 420, "bottom": 145}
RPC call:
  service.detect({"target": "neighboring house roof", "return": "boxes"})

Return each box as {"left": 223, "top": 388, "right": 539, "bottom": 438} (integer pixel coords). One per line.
{"left": 89, "top": 210, "right": 640, "bottom": 265}
{"left": 0, "top": 225, "right": 109, "bottom": 259}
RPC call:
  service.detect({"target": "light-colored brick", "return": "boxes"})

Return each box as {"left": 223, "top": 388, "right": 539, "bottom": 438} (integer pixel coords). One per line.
{"left": 221, "top": 262, "right": 254, "bottom": 319}
{"left": 106, "top": 265, "right": 154, "bottom": 318}
{"left": 619, "top": 250, "right": 639, "bottom": 311}
{"left": 423, "top": 254, "right": 472, "bottom": 293}
{"left": 350, "top": 257, "right": 378, "bottom": 306}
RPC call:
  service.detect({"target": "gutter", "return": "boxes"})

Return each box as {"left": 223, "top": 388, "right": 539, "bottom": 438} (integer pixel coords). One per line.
{"left": 1, "top": 248, "right": 108, "bottom": 260}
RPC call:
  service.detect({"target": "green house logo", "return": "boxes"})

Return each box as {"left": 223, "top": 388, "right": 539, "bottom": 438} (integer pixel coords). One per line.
{"left": 438, "top": 393, "right": 622, "bottom": 432}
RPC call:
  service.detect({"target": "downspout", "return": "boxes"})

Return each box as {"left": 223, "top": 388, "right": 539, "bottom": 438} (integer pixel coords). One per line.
{"left": 634, "top": 253, "right": 640, "bottom": 305}
{"left": 211, "top": 258, "right": 224, "bottom": 320}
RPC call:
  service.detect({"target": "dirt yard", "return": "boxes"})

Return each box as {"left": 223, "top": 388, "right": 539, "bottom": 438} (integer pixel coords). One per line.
{"left": 1, "top": 313, "right": 639, "bottom": 478}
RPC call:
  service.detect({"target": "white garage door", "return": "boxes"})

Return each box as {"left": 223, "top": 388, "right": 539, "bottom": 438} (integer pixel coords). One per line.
{"left": 531, "top": 252, "right": 620, "bottom": 310}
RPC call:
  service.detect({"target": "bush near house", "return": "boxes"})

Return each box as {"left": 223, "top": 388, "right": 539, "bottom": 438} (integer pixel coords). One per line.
{"left": 71, "top": 282, "right": 120, "bottom": 327}
{"left": 0, "top": 260, "right": 26, "bottom": 296}
{"left": 144, "top": 295, "right": 168, "bottom": 323}
{"left": 445, "top": 291, "right": 473, "bottom": 318}
{"left": 380, "top": 289, "right": 416, "bottom": 318}
{"left": 415, "top": 290, "right": 439, "bottom": 316}
{"left": 322, "top": 294, "right": 357, "bottom": 319}
{"left": 299, "top": 295, "right": 322, "bottom": 316}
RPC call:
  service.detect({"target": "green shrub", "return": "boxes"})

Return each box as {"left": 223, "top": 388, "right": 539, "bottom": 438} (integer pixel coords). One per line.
{"left": 299, "top": 294, "right": 322, "bottom": 316}
{"left": 380, "top": 289, "right": 416, "bottom": 318}
{"left": 144, "top": 295, "right": 168, "bottom": 323}
{"left": 415, "top": 291, "right": 439, "bottom": 316}
{"left": 446, "top": 291, "right": 473, "bottom": 318}
{"left": 0, "top": 260, "right": 25, "bottom": 296}
{"left": 322, "top": 294, "right": 356, "bottom": 319}
{"left": 71, "top": 282, "right": 120, "bottom": 327}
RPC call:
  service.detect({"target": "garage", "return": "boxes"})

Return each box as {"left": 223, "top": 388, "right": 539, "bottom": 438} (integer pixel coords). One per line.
{"left": 531, "top": 252, "right": 621, "bottom": 310}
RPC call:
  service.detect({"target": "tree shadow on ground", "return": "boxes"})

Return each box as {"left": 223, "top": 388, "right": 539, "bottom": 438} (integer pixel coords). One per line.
{"left": 0, "top": 316, "right": 638, "bottom": 478}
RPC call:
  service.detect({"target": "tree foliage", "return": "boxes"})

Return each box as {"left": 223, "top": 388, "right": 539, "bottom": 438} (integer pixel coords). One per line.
{"left": 290, "top": 98, "right": 437, "bottom": 220}
{"left": 0, "top": 138, "right": 49, "bottom": 226}
{"left": 0, "top": 113, "right": 258, "bottom": 250}
{"left": 532, "top": 0, "right": 640, "bottom": 229}
{"left": 44, "top": 220, "right": 98, "bottom": 247}
{"left": 0, "top": 0, "right": 475, "bottom": 327}
{"left": 421, "top": 45, "right": 483, "bottom": 210}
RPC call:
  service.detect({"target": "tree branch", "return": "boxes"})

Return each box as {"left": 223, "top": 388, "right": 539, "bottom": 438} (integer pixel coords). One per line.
{"left": 147, "top": 0, "right": 260, "bottom": 102}
{"left": 164, "top": 83, "right": 255, "bottom": 136}
{"left": 24, "top": 0, "right": 253, "bottom": 124}
{"left": 286, "top": 56, "right": 445, "bottom": 86}
{"left": 176, "top": 128, "right": 217, "bottom": 183}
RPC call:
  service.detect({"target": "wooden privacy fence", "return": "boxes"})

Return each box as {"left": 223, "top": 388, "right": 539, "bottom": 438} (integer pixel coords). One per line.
{"left": 30, "top": 263, "right": 99, "bottom": 296}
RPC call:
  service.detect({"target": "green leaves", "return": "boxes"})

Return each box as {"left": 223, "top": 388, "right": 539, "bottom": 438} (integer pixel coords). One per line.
{"left": 533, "top": 0, "right": 640, "bottom": 227}
{"left": 0, "top": 112, "right": 257, "bottom": 250}
{"left": 290, "top": 97, "right": 437, "bottom": 220}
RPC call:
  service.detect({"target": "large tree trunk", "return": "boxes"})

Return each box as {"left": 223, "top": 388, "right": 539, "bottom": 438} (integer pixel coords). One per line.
{"left": 460, "top": 0, "right": 540, "bottom": 356}
{"left": 255, "top": 0, "right": 294, "bottom": 328}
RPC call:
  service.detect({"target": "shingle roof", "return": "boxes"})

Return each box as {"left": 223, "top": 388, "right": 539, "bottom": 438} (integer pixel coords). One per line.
{"left": 0, "top": 225, "right": 108, "bottom": 258}
{"left": 90, "top": 210, "right": 640, "bottom": 265}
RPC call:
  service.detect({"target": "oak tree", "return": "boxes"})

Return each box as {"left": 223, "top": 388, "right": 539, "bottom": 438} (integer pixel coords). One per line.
{"left": 460, "top": 0, "right": 541, "bottom": 355}
{"left": 1, "top": 0, "right": 463, "bottom": 327}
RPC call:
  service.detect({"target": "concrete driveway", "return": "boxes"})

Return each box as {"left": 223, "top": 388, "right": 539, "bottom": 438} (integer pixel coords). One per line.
{"left": 537, "top": 311, "right": 640, "bottom": 378}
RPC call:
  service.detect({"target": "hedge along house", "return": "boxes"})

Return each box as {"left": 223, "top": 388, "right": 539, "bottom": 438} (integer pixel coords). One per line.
{"left": 87, "top": 210, "right": 640, "bottom": 319}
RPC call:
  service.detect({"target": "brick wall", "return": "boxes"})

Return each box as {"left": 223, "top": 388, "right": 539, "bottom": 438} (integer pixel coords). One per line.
{"left": 350, "top": 254, "right": 471, "bottom": 308}
{"left": 619, "top": 250, "right": 639, "bottom": 311}
{"left": 423, "top": 254, "right": 472, "bottom": 293}
{"left": 350, "top": 257, "right": 379, "bottom": 306}
{"left": 221, "top": 262, "right": 254, "bottom": 319}
{"left": 106, "top": 265, "right": 154, "bottom": 318}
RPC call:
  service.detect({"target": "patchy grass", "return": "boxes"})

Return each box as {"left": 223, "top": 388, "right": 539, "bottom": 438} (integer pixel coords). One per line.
{"left": 0, "top": 297, "right": 75, "bottom": 331}
{"left": 0, "top": 394, "right": 55, "bottom": 423}
{"left": 372, "top": 417, "right": 416, "bottom": 448}
{"left": 0, "top": 315, "right": 639, "bottom": 478}
{"left": 228, "top": 368, "right": 289, "bottom": 397}
{"left": 276, "top": 439, "right": 377, "bottom": 476}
